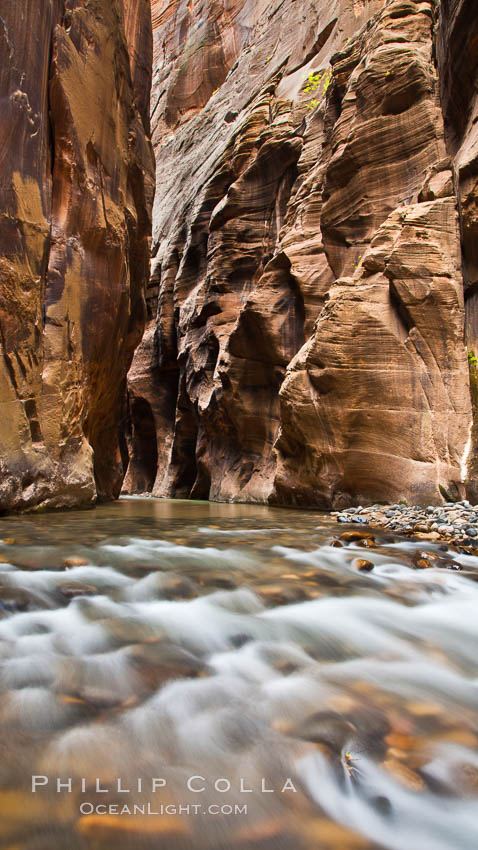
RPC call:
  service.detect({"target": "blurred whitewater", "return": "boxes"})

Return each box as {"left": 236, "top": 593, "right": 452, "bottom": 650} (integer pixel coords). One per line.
{"left": 0, "top": 498, "right": 477, "bottom": 849}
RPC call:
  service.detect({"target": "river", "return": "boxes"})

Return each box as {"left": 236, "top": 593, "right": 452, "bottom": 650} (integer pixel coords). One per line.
{"left": 0, "top": 497, "right": 477, "bottom": 850}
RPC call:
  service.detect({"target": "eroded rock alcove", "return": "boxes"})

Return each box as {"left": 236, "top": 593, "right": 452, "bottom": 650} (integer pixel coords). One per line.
{"left": 124, "top": 0, "right": 478, "bottom": 508}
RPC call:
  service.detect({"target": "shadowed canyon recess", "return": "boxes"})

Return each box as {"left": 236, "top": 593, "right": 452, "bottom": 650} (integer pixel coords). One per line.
{"left": 1, "top": 0, "right": 478, "bottom": 510}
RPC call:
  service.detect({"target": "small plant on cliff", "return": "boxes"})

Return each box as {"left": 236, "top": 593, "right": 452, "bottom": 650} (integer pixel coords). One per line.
{"left": 322, "top": 69, "right": 332, "bottom": 94}
{"left": 468, "top": 350, "right": 477, "bottom": 367}
{"left": 302, "top": 67, "right": 332, "bottom": 110}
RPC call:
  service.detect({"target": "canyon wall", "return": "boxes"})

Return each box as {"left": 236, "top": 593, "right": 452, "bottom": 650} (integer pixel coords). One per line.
{"left": 0, "top": 0, "right": 155, "bottom": 511}
{"left": 124, "top": 0, "right": 477, "bottom": 508}
{"left": 437, "top": 0, "right": 478, "bottom": 502}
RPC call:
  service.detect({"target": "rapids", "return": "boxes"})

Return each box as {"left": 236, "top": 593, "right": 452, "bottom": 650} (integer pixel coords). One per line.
{"left": 0, "top": 497, "right": 477, "bottom": 850}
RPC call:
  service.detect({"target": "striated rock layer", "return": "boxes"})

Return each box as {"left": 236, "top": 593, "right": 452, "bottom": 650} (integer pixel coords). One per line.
{"left": 0, "top": 0, "right": 155, "bottom": 511}
{"left": 125, "top": 0, "right": 476, "bottom": 507}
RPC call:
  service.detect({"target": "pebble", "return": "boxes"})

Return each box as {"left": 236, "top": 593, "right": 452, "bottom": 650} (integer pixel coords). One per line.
{"left": 414, "top": 551, "right": 440, "bottom": 563}
{"left": 62, "top": 556, "right": 90, "bottom": 568}
{"left": 352, "top": 558, "right": 374, "bottom": 572}
{"left": 338, "top": 513, "right": 368, "bottom": 524}
{"left": 355, "top": 538, "right": 374, "bottom": 548}
{"left": 334, "top": 500, "right": 478, "bottom": 552}
{"left": 339, "top": 530, "right": 375, "bottom": 543}
{"left": 415, "top": 558, "right": 433, "bottom": 569}
{"left": 59, "top": 583, "right": 97, "bottom": 599}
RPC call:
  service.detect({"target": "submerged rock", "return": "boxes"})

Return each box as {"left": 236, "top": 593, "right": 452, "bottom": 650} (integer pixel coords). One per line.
{"left": 62, "top": 557, "right": 90, "bottom": 569}
{"left": 382, "top": 759, "right": 425, "bottom": 792}
{"left": 58, "top": 583, "right": 98, "bottom": 600}
{"left": 340, "top": 531, "right": 375, "bottom": 544}
{"left": 352, "top": 559, "right": 374, "bottom": 573}
{"left": 294, "top": 711, "right": 356, "bottom": 755}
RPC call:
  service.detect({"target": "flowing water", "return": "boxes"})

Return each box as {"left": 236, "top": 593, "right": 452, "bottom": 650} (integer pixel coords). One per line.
{"left": 0, "top": 497, "right": 477, "bottom": 850}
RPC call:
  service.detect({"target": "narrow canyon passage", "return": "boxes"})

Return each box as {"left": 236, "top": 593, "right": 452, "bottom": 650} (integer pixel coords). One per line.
{"left": 1, "top": 1, "right": 478, "bottom": 848}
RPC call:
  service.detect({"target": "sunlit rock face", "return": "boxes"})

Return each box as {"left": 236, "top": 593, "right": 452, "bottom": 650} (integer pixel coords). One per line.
{"left": 125, "top": 0, "right": 474, "bottom": 507}
{"left": 0, "top": 0, "right": 155, "bottom": 511}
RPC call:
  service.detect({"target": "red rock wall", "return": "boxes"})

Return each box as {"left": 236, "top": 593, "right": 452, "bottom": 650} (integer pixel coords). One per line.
{"left": 124, "top": 0, "right": 475, "bottom": 507}
{"left": 0, "top": 0, "right": 155, "bottom": 510}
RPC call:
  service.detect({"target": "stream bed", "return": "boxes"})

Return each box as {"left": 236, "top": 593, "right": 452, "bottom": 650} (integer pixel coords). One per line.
{"left": 0, "top": 497, "right": 477, "bottom": 850}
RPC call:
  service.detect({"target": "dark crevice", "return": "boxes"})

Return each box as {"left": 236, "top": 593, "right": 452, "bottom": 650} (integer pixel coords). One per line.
{"left": 13, "top": 350, "right": 27, "bottom": 380}
{"left": 170, "top": 402, "right": 199, "bottom": 497}
{"left": 389, "top": 281, "right": 414, "bottom": 338}
{"left": 119, "top": 398, "right": 131, "bottom": 477}
{"left": 0, "top": 325, "right": 18, "bottom": 394}
{"left": 24, "top": 398, "right": 42, "bottom": 443}
{"left": 190, "top": 455, "right": 211, "bottom": 499}
{"left": 128, "top": 397, "right": 158, "bottom": 492}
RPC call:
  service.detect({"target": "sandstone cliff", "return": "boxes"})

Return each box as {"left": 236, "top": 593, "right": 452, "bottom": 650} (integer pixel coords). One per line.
{"left": 0, "top": 0, "right": 155, "bottom": 511}
{"left": 124, "top": 0, "right": 476, "bottom": 507}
